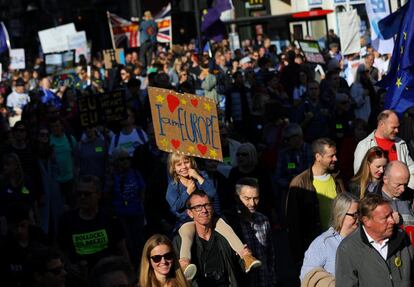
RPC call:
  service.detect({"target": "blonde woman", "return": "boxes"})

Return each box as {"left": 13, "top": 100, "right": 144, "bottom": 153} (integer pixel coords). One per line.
{"left": 139, "top": 234, "right": 188, "bottom": 287}
{"left": 300, "top": 192, "right": 359, "bottom": 285}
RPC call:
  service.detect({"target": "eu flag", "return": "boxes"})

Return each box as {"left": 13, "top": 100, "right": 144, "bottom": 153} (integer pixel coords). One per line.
{"left": 378, "top": 0, "right": 414, "bottom": 115}
{"left": 0, "top": 22, "right": 10, "bottom": 54}
{"left": 201, "top": 0, "right": 232, "bottom": 42}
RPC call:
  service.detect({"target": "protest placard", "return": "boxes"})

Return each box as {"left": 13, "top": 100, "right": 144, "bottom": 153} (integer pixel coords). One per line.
{"left": 103, "top": 48, "right": 125, "bottom": 69}
{"left": 148, "top": 87, "right": 222, "bottom": 161}
{"left": 68, "top": 31, "right": 89, "bottom": 62}
{"left": 298, "top": 40, "right": 325, "bottom": 64}
{"left": 44, "top": 50, "right": 75, "bottom": 75}
{"left": 100, "top": 90, "right": 127, "bottom": 123}
{"left": 77, "top": 90, "right": 127, "bottom": 127}
{"left": 38, "top": 23, "right": 77, "bottom": 53}
{"left": 78, "top": 94, "right": 99, "bottom": 127}
{"left": 9, "top": 49, "right": 25, "bottom": 70}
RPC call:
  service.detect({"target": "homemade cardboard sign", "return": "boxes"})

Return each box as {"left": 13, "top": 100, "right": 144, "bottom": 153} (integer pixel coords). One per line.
{"left": 148, "top": 87, "right": 222, "bottom": 161}
{"left": 77, "top": 90, "right": 127, "bottom": 127}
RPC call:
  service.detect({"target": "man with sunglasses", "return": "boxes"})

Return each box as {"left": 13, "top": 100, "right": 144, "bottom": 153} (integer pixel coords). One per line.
{"left": 336, "top": 193, "right": 414, "bottom": 287}
{"left": 173, "top": 190, "right": 246, "bottom": 287}
{"left": 354, "top": 110, "right": 414, "bottom": 188}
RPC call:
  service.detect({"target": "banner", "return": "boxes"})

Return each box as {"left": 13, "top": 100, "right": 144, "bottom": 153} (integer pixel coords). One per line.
{"left": 9, "top": 49, "right": 25, "bottom": 70}
{"left": 107, "top": 12, "right": 139, "bottom": 48}
{"left": 77, "top": 90, "right": 127, "bottom": 127}
{"left": 148, "top": 87, "right": 222, "bottom": 161}
{"left": 365, "top": 0, "right": 394, "bottom": 54}
{"left": 0, "top": 22, "right": 10, "bottom": 54}
{"left": 155, "top": 3, "right": 172, "bottom": 43}
{"left": 338, "top": 10, "right": 361, "bottom": 55}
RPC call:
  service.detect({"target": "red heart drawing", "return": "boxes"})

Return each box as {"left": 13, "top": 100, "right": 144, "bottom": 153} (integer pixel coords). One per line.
{"left": 167, "top": 94, "right": 180, "bottom": 113}
{"left": 197, "top": 144, "right": 207, "bottom": 155}
{"left": 190, "top": 99, "right": 199, "bottom": 107}
{"left": 171, "top": 139, "right": 181, "bottom": 149}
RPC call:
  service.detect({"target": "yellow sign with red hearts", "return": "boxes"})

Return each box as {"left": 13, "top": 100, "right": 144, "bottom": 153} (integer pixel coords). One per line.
{"left": 148, "top": 87, "right": 222, "bottom": 161}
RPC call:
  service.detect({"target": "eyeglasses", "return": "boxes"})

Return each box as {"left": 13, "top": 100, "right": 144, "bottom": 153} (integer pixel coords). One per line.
{"left": 119, "top": 157, "right": 131, "bottom": 162}
{"left": 150, "top": 252, "right": 174, "bottom": 263}
{"left": 15, "top": 128, "right": 26, "bottom": 133}
{"left": 189, "top": 203, "right": 213, "bottom": 212}
{"left": 46, "top": 265, "right": 65, "bottom": 275}
{"left": 346, "top": 212, "right": 359, "bottom": 219}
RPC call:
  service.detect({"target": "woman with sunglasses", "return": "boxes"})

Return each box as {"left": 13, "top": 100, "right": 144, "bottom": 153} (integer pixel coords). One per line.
{"left": 300, "top": 192, "right": 359, "bottom": 285}
{"left": 139, "top": 234, "right": 188, "bottom": 287}
{"left": 349, "top": 146, "right": 388, "bottom": 199}
{"left": 166, "top": 152, "right": 261, "bottom": 280}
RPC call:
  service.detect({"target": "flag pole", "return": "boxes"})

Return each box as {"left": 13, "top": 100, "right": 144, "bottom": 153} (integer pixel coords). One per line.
{"left": 107, "top": 11, "right": 116, "bottom": 49}
{"left": 194, "top": 0, "right": 203, "bottom": 59}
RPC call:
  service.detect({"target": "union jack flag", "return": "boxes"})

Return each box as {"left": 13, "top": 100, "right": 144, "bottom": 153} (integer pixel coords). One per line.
{"left": 155, "top": 3, "right": 172, "bottom": 43}
{"left": 107, "top": 12, "right": 140, "bottom": 48}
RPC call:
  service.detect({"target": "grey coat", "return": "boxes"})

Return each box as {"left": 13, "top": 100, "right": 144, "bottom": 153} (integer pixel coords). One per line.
{"left": 336, "top": 225, "right": 414, "bottom": 287}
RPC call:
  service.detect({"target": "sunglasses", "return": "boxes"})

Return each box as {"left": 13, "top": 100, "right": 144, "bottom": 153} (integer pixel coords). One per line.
{"left": 46, "top": 265, "right": 65, "bottom": 275}
{"left": 346, "top": 212, "right": 359, "bottom": 219}
{"left": 150, "top": 252, "right": 174, "bottom": 263}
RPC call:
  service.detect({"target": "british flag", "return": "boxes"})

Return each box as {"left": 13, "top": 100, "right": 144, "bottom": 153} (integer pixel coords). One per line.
{"left": 107, "top": 11, "right": 140, "bottom": 48}
{"left": 155, "top": 3, "right": 172, "bottom": 44}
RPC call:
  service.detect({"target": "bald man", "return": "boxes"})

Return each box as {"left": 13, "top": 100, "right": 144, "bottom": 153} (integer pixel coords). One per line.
{"left": 380, "top": 161, "right": 414, "bottom": 225}
{"left": 353, "top": 110, "right": 414, "bottom": 188}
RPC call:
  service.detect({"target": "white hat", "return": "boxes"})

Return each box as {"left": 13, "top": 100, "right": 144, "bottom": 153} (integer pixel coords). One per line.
{"left": 240, "top": 56, "right": 251, "bottom": 66}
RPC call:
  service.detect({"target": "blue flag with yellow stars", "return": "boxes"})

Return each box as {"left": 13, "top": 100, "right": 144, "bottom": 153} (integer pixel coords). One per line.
{"left": 378, "top": 0, "right": 414, "bottom": 115}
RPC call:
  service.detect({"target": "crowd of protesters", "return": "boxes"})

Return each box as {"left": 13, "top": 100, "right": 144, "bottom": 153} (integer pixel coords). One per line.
{"left": 1, "top": 27, "right": 414, "bottom": 287}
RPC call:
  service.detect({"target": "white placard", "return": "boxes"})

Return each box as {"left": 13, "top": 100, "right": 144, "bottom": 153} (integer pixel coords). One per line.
{"left": 9, "top": 48, "right": 25, "bottom": 70}
{"left": 68, "top": 31, "right": 88, "bottom": 62}
{"left": 338, "top": 10, "right": 361, "bottom": 56}
{"left": 38, "top": 23, "right": 77, "bottom": 53}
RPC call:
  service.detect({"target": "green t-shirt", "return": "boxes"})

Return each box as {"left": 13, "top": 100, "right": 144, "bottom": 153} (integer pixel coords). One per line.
{"left": 50, "top": 134, "right": 76, "bottom": 182}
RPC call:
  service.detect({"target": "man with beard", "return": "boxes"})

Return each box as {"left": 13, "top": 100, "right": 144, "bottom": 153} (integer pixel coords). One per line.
{"left": 336, "top": 194, "right": 413, "bottom": 287}
{"left": 354, "top": 110, "right": 414, "bottom": 188}
{"left": 286, "top": 138, "right": 346, "bottom": 276}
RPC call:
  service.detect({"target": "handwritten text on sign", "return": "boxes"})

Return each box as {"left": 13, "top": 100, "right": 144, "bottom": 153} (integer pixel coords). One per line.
{"left": 148, "top": 87, "right": 222, "bottom": 161}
